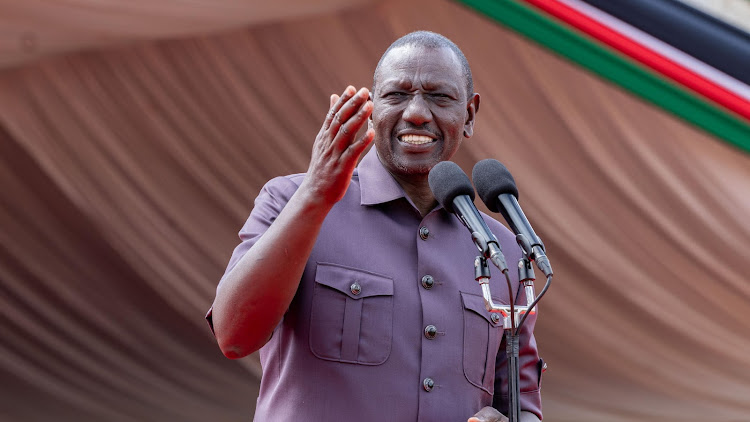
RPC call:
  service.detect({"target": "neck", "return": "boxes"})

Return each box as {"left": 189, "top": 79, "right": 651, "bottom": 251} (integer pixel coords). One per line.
{"left": 391, "top": 173, "right": 438, "bottom": 217}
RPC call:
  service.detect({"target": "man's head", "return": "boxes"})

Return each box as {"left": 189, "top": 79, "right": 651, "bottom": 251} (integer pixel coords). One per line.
{"left": 370, "top": 31, "right": 480, "bottom": 180}
{"left": 373, "top": 31, "right": 474, "bottom": 99}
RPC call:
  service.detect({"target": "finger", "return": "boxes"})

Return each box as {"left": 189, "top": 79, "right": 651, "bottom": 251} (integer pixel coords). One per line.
{"left": 324, "top": 86, "right": 355, "bottom": 130}
{"left": 332, "top": 99, "right": 372, "bottom": 150}
{"left": 330, "top": 94, "right": 339, "bottom": 109}
{"left": 339, "top": 127, "right": 374, "bottom": 164}
{"left": 328, "top": 87, "right": 369, "bottom": 136}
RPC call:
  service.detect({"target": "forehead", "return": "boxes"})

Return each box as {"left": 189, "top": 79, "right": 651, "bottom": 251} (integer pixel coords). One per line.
{"left": 375, "top": 45, "right": 464, "bottom": 91}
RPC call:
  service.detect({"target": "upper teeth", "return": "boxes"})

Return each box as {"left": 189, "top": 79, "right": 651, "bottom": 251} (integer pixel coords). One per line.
{"left": 401, "top": 134, "right": 434, "bottom": 145}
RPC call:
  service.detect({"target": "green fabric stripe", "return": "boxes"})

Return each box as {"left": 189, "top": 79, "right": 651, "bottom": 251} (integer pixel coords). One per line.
{"left": 456, "top": 0, "right": 750, "bottom": 154}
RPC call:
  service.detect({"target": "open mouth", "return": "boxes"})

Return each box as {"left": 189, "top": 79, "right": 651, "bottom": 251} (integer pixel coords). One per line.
{"left": 399, "top": 134, "right": 435, "bottom": 145}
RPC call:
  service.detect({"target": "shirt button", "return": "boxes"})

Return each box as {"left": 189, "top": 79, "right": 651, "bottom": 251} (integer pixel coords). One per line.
{"left": 419, "top": 226, "right": 430, "bottom": 240}
{"left": 424, "top": 325, "right": 437, "bottom": 339}
{"left": 491, "top": 313, "right": 501, "bottom": 324}
{"left": 423, "top": 377, "right": 435, "bottom": 392}
{"left": 421, "top": 275, "right": 434, "bottom": 289}
{"left": 350, "top": 282, "right": 361, "bottom": 295}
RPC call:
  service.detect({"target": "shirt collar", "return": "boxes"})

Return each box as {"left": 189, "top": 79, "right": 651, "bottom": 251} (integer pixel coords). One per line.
{"left": 358, "top": 147, "right": 407, "bottom": 206}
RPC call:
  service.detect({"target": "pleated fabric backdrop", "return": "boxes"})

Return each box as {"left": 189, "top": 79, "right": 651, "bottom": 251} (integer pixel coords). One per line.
{"left": 1, "top": 0, "right": 749, "bottom": 421}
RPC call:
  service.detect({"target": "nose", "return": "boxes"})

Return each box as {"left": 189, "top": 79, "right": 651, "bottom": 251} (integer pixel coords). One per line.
{"left": 402, "top": 94, "right": 432, "bottom": 126}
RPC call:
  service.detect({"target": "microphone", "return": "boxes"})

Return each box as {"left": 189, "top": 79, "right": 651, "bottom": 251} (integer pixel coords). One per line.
{"left": 428, "top": 161, "right": 508, "bottom": 272}
{"left": 472, "top": 159, "right": 553, "bottom": 277}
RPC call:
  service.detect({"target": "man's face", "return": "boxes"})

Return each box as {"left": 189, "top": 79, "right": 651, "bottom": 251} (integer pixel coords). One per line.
{"left": 371, "top": 45, "right": 477, "bottom": 180}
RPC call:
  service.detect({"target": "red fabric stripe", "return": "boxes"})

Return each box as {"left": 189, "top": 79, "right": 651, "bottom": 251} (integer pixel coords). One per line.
{"left": 519, "top": 0, "right": 750, "bottom": 122}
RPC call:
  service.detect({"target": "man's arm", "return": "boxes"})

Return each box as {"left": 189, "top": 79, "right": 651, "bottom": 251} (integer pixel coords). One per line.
{"left": 210, "top": 86, "right": 374, "bottom": 359}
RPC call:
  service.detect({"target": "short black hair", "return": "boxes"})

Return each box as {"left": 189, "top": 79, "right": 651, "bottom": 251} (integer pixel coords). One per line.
{"left": 373, "top": 31, "right": 474, "bottom": 99}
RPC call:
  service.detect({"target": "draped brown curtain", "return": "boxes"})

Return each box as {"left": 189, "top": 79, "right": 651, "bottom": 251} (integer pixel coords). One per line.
{"left": 1, "top": 0, "right": 749, "bottom": 421}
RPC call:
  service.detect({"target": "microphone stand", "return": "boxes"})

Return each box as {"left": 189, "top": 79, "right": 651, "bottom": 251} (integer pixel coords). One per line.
{"left": 474, "top": 251, "right": 537, "bottom": 422}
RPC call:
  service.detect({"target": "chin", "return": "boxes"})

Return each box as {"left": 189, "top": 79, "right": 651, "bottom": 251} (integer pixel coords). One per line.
{"left": 392, "top": 159, "right": 436, "bottom": 176}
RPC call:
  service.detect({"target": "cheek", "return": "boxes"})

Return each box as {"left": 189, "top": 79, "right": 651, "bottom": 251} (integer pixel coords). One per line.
{"left": 372, "top": 119, "right": 389, "bottom": 137}
{"left": 371, "top": 105, "right": 386, "bottom": 125}
{"left": 372, "top": 110, "right": 398, "bottom": 134}
{"left": 439, "top": 105, "right": 464, "bottom": 122}
{"left": 441, "top": 114, "right": 464, "bottom": 134}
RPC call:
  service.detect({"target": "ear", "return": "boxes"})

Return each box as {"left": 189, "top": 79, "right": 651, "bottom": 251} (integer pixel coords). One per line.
{"left": 368, "top": 91, "right": 375, "bottom": 129}
{"left": 463, "top": 93, "right": 480, "bottom": 138}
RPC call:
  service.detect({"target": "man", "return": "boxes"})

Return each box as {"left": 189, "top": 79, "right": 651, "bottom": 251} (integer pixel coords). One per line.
{"left": 208, "top": 31, "right": 543, "bottom": 421}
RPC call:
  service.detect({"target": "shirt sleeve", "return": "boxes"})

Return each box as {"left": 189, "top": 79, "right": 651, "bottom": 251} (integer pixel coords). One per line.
{"left": 205, "top": 175, "right": 302, "bottom": 334}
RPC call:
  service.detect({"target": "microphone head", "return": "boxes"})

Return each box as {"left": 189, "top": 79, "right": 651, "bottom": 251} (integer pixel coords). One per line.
{"left": 428, "top": 161, "right": 475, "bottom": 214}
{"left": 472, "top": 159, "right": 518, "bottom": 213}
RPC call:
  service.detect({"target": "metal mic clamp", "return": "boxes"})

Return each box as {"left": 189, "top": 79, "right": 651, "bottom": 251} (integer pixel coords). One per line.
{"left": 473, "top": 254, "right": 538, "bottom": 422}
{"left": 473, "top": 256, "right": 537, "bottom": 325}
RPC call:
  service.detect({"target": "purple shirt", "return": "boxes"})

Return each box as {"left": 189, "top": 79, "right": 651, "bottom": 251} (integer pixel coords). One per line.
{"left": 209, "top": 148, "right": 543, "bottom": 421}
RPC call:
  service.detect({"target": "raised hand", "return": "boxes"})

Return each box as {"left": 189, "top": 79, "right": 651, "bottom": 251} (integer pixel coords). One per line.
{"left": 468, "top": 406, "right": 509, "bottom": 422}
{"left": 302, "top": 85, "right": 374, "bottom": 207}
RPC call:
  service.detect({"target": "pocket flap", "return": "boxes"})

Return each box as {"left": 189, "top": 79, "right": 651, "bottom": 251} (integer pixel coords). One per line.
{"left": 315, "top": 262, "right": 393, "bottom": 300}
{"left": 461, "top": 291, "right": 504, "bottom": 324}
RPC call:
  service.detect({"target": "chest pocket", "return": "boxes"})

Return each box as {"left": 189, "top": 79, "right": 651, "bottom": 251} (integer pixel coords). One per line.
{"left": 461, "top": 291, "right": 504, "bottom": 394}
{"left": 309, "top": 263, "right": 394, "bottom": 365}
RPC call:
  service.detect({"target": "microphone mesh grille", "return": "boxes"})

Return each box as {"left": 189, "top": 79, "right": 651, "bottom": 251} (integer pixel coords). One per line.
{"left": 471, "top": 159, "right": 518, "bottom": 213}
{"left": 428, "top": 161, "right": 475, "bottom": 214}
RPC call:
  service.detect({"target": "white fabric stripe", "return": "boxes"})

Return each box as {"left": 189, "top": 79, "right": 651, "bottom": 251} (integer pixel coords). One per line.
{"left": 556, "top": 0, "right": 750, "bottom": 102}
{"left": 676, "top": 0, "right": 750, "bottom": 36}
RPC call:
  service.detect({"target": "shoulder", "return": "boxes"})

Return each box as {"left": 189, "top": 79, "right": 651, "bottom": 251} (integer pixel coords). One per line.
{"left": 256, "top": 173, "right": 306, "bottom": 204}
{"left": 263, "top": 173, "right": 306, "bottom": 191}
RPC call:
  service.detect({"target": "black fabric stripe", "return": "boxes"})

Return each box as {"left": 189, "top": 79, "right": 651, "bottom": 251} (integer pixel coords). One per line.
{"left": 579, "top": 0, "right": 750, "bottom": 85}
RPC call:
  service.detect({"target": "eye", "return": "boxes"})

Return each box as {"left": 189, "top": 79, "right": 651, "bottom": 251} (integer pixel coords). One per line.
{"left": 429, "top": 93, "right": 456, "bottom": 104}
{"left": 384, "top": 91, "right": 408, "bottom": 98}
{"left": 381, "top": 91, "right": 410, "bottom": 103}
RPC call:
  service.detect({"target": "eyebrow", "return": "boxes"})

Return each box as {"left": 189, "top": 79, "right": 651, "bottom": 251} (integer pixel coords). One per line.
{"left": 379, "top": 78, "right": 460, "bottom": 94}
